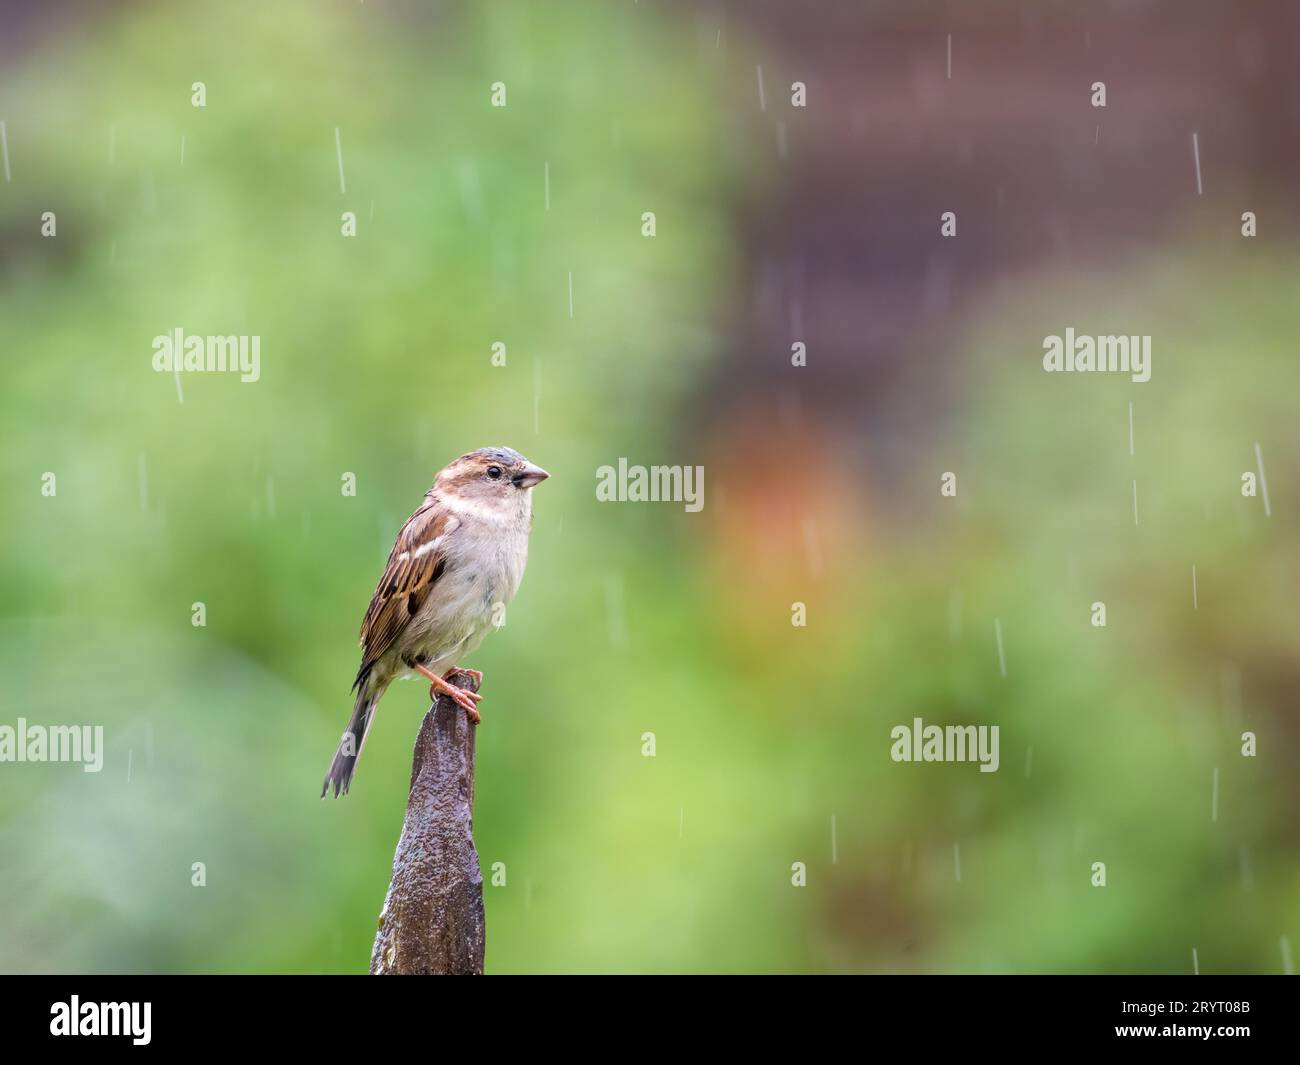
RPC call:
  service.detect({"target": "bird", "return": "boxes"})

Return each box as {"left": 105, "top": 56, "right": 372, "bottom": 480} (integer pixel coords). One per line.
{"left": 321, "top": 447, "right": 549, "bottom": 798}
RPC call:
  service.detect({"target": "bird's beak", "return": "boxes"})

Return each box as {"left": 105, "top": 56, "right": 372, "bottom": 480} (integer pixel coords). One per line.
{"left": 513, "top": 464, "right": 550, "bottom": 489}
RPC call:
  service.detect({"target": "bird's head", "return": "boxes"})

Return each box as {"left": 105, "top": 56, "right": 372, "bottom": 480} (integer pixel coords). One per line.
{"left": 435, "top": 446, "right": 550, "bottom": 516}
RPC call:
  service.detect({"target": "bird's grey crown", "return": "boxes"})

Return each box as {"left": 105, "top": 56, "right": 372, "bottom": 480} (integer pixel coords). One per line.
{"left": 464, "top": 446, "right": 524, "bottom": 466}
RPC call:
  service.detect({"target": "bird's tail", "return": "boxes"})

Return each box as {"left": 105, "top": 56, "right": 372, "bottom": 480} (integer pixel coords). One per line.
{"left": 322, "top": 685, "right": 379, "bottom": 798}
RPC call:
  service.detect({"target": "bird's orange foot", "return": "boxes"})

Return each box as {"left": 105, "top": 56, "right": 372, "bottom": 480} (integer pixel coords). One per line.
{"left": 429, "top": 676, "right": 482, "bottom": 723}
{"left": 414, "top": 664, "right": 482, "bottom": 723}
{"left": 444, "top": 666, "right": 483, "bottom": 686}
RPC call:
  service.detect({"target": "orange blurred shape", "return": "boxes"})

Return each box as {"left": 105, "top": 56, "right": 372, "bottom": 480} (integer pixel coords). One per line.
{"left": 702, "top": 408, "right": 870, "bottom": 661}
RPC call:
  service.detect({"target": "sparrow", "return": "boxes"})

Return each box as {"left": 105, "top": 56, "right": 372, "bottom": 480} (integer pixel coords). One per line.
{"left": 322, "top": 447, "right": 549, "bottom": 797}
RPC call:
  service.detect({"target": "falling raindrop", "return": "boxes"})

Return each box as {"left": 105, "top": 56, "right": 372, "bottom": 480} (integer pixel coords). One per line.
{"left": 1253, "top": 442, "right": 1272, "bottom": 517}
{"left": 334, "top": 127, "right": 346, "bottom": 194}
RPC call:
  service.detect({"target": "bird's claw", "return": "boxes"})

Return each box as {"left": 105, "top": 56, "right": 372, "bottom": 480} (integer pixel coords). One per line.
{"left": 428, "top": 680, "right": 482, "bottom": 724}
{"left": 416, "top": 665, "right": 483, "bottom": 723}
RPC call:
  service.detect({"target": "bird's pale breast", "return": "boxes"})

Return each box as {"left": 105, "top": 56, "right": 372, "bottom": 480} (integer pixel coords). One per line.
{"left": 394, "top": 509, "right": 529, "bottom": 676}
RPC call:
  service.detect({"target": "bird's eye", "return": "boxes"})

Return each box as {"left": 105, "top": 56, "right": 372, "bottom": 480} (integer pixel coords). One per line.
{"left": 486, "top": 465, "right": 503, "bottom": 480}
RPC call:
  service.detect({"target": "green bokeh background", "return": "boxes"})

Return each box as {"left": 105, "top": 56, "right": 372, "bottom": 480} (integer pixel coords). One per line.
{"left": 1, "top": 1, "right": 1296, "bottom": 973}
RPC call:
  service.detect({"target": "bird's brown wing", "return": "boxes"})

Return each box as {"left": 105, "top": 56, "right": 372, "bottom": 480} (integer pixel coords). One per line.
{"left": 354, "top": 501, "right": 458, "bottom": 688}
